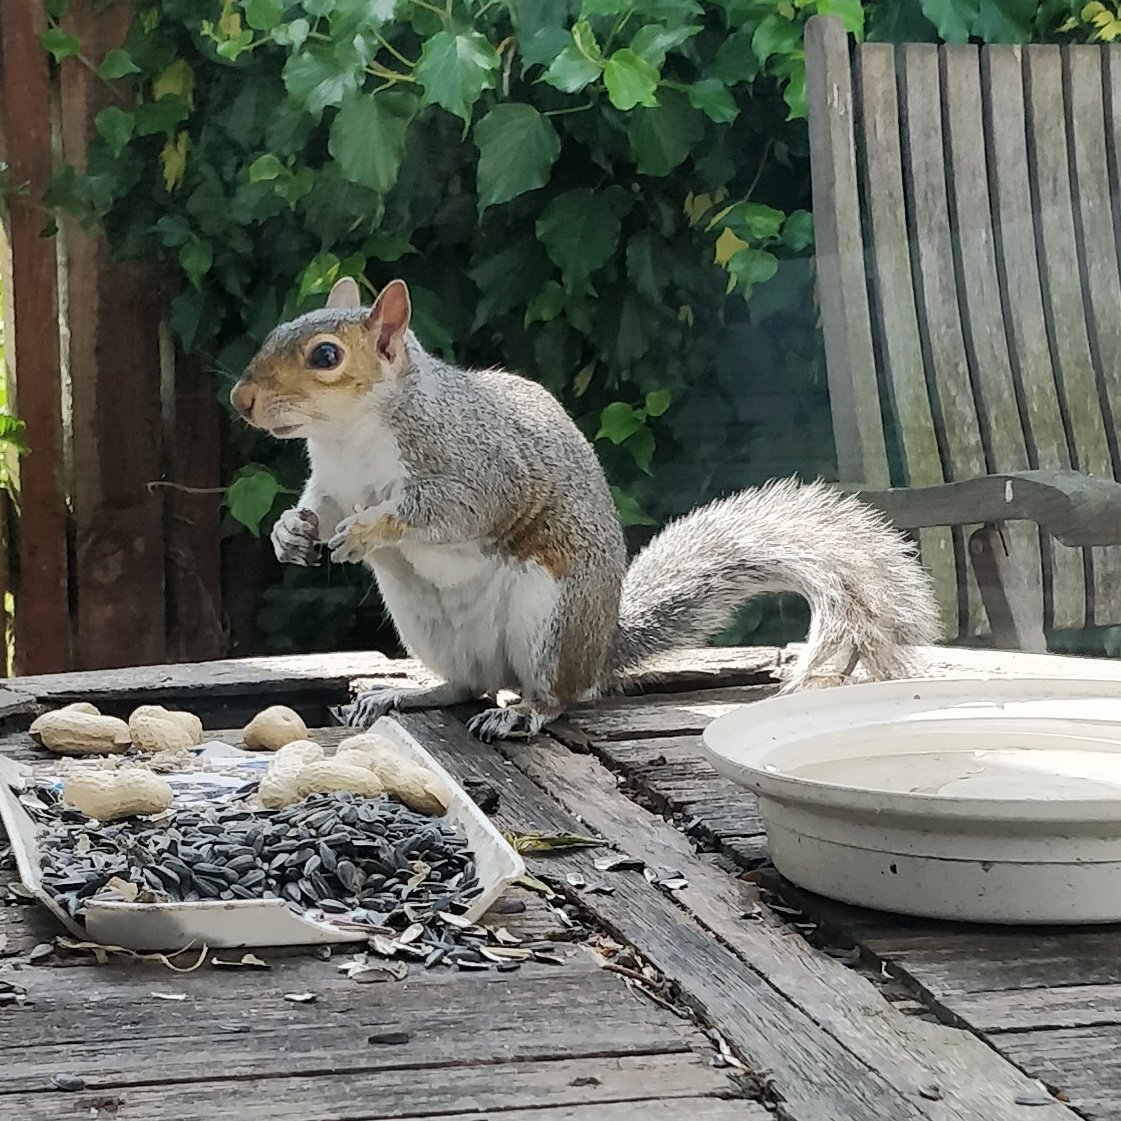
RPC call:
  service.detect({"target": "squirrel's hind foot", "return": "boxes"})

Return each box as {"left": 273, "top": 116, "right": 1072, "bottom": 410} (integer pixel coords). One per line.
{"left": 345, "top": 682, "right": 476, "bottom": 728}
{"left": 467, "top": 702, "right": 557, "bottom": 743}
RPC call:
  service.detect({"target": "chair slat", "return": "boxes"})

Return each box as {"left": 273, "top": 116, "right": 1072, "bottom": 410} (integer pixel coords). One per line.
{"left": 1063, "top": 45, "right": 1121, "bottom": 624}
{"left": 939, "top": 45, "right": 1044, "bottom": 637}
{"left": 804, "top": 16, "right": 892, "bottom": 491}
{"left": 897, "top": 43, "right": 988, "bottom": 634}
{"left": 853, "top": 42, "right": 957, "bottom": 632}
{"left": 981, "top": 44, "right": 1086, "bottom": 631}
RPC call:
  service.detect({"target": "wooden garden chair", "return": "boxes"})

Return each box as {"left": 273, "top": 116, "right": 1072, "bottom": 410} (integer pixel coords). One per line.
{"left": 804, "top": 15, "right": 1121, "bottom": 652}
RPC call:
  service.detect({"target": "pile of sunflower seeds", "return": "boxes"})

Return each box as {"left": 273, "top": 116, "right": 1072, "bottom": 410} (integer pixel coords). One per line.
{"left": 28, "top": 786, "right": 482, "bottom": 932}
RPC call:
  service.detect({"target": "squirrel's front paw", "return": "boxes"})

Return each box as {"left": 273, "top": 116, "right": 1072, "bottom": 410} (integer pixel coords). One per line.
{"left": 271, "top": 508, "right": 320, "bottom": 567}
{"left": 328, "top": 509, "right": 406, "bottom": 565}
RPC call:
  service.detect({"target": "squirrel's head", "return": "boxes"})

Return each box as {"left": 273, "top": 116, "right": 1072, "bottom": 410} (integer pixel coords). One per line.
{"left": 230, "top": 277, "right": 412, "bottom": 438}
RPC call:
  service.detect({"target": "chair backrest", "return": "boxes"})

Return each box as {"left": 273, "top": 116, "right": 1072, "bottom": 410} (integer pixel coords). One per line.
{"left": 805, "top": 15, "right": 1121, "bottom": 640}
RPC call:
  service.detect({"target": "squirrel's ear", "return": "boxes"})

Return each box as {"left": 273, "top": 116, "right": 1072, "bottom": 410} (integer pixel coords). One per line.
{"left": 365, "top": 279, "right": 411, "bottom": 364}
{"left": 325, "top": 277, "right": 361, "bottom": 310}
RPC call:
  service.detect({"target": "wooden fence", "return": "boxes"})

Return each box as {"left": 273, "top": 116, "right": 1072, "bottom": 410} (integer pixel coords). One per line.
{"left": 0, "top": 2, "right": 227, "bottom": 674}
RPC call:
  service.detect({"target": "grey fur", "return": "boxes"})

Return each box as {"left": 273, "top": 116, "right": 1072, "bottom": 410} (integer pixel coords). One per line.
{"left": 240, "top": 298, "right": 941, "bottom": 740}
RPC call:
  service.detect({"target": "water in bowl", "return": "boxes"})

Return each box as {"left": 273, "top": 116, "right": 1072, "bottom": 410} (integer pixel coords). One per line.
{"left": 783, "top": 723, "right": 1121, "bottom": 799}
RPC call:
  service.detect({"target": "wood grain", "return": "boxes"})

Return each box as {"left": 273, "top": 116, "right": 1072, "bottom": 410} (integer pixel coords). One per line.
{"left": 0, "top": 0, "right": 71, "bottom": 673}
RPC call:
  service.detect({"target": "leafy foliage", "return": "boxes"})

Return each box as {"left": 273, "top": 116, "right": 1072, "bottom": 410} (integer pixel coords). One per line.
{"left": 37, "top": 0, "right": 1102, "bottom": 652}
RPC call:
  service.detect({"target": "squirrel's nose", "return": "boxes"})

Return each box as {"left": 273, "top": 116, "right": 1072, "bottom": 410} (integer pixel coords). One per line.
{"left": 230, "top": 379, "right": 256, "bottom": 420}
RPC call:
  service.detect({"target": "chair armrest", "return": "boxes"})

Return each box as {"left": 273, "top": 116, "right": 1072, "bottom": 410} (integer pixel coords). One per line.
{"left": 855, "top": 470, "right": 1121, "bottom": 547}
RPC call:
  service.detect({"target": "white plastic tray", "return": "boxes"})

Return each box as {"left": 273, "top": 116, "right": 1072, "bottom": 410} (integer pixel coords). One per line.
{"left": 0, "top": 716, "right": 524, "bottom": 951}
{"left": 702, "top": 676, "right": 1121, "bottom": 924}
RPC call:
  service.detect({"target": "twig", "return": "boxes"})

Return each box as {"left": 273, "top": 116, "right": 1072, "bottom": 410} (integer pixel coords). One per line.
{"left": 146, "top": 481, "right": 226, "bottom": 495}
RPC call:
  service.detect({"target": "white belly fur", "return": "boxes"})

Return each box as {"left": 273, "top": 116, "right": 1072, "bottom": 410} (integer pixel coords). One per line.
{"left": 370, "top": 541, "right": 560, "bottom": 695}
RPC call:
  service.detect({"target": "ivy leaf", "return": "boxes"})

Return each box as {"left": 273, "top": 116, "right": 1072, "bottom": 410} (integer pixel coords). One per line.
{"left": 712, "top": 30, "right": 760, "bottom": 85}
{"left": 329, "top": 92, "right": 417, "bottom": 194}
{"left": 688, "top": 78, "right": 738, "bottom": 123}
{"left": 475, "top": 104, "right": 560, "bottom": 212}
{"left": 536, "top": 188, "right": 621, "bottom": 285}
{"left": 179, "top": 238, "right": 213, "bottom": 289}
{"left": 626, "top": 426, "right": 655, "bottom": 474}
{"left": 604, "top": 49, "right": 660, "bottom": 110}
{"left": 783, "top": 56, "right": 807, "bottom": 120}
{"left": 625, "top": 231, "right": 665, "bottom": 300}
{"left": 630, "top": 24, "right": 701, "bottom": 67}
{"left": 782, "top": 209, "right": 814, "bottom": 252}
{"left": 541, "top": 45, "right": 601, "bottom": 93}
{"left": 41, "top": 28, "right": 80, "bottom": 61}
{"left": 920, "top": 0, "right": 979, "bottom": 41}
{"left": 243, "top": 0, "right": 285, "bottom": 31}
{"left": 971, "top": 0, "right": 1034, "bottom": 43}
{"left": 726, "top": 246, "right": 778, "bottom": 298}
{"left": 627, "top": 93, "right": 704, "bottom": 177}
{"left": 645, "top": 389, "right": 671, "bottom": 417}
{"left": 284, "top": 44, "right": 360, "bottom": 116}
{"left": 732, "top": 202, "right": 785, "bottom": 240}
{"left": 271, "top": 17, "right": 310, "bottom": 47}
{"left": 226, "top": 465, "right": 282, "bottom": 536}
{"left": 597, "top": 402, "right": 644, "bottom": 444}
{"left": 249, "top": 153, "right": 285, "bottom": 182}
{"left": 752, "top": 15, "right": 801, "bottom": 66}
{"left": 97, "top": 48, "right": 140, "bottom": 80}
{"left": 818, "top": 0, "right": 867, "bottom": 35}
{"left": 94, "top": 107, "right": 135, "bottom": 157}
{"left": 161, "top": 131, "right": 191, "bottom": 192}
{"left": 154, "top": 59, "right": 195, "bottom": 106}
{"left": 611, "top": 486, "right": 657, "bottom": 527}
{"left": 415, "top": 31, "right": 499, "bottom": 124}
{"left": 525, "top": 280, "right": 566, "bottom": 325}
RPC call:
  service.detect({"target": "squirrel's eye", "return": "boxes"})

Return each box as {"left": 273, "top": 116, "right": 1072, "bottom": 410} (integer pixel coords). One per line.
{"left": 308, "top": 342, "right": 342, "bottom": 370}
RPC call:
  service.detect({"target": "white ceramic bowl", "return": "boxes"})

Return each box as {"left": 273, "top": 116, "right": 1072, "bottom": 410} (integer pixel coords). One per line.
{"left": 702, "top": 676, "right": 1121, "bottom": 924}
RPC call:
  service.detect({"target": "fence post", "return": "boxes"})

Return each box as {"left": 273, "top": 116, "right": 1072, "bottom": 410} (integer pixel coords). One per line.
{"left": 59, "top": 1, "right": 167, "bottom": 669}
{"left": 0, "top": 0, "right": 72, "bottom": 674}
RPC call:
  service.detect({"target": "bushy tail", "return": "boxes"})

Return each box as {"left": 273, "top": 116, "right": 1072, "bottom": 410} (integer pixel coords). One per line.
{"left": 612, "top": 478, "right": 940, "bottom": 689}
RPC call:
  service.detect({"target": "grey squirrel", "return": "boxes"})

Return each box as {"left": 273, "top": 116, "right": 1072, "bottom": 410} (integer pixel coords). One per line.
{"left": 230, "top": 277, "right": 939, "bottom": 741}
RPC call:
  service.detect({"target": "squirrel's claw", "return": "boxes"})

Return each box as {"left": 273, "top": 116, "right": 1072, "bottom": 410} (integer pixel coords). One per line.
{"left": 272, "top": 508, "right": 321, "bottom": 567}
{"left": 466, "top": 704, "right": 552, "bottom": 743}
{"left": 345, "top": 688, "right": 404, "bottom": 728}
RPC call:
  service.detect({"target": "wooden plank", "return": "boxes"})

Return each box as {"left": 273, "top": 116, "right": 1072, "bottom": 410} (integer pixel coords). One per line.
{"left": 0, "top": 971, "right": 698, "bottom": 1089}
{"left": 949, "top": 983, "right": 1121, "bottom": 1033}
{"left": 853, "top": 40, "right": 957, "bottom": 635}
{"left": 804, "top": 16, "right": 893, "bottom": 491}
{"left": 164, "top": 350, "right": 224, "bottom": 662}
{"left": 506, "top": 730, "right": 1077, "bottom": 1121}
{"left": 1025, "top": 45, "right": 1117, "bottom": 630}
{"left": 898, "top": 43, "right": 988, "bottom": 636}
{"left": 10, "top": 650, "right": 423, "bottom": 703}
{"left": 593, "top": 735, "right": 766, "bottom": 849}
{"left": 0, "top": 0, "right": 71, "bottom": 673}
{"left": 941, "top": 45, "right": 1043, "bottom": 640}
{"left": 399, "top": 710, "right": 1072, "bottom": 1121}
{"left": 980, "top": 45, "right": 1085, "bottom": 631}
{"left": 992, "top": 1025, "right": 1121, "bottom": 1120}
{"left": 329, "top": 1102, "right": 771, "bottom": 1121}
{"left": 1063, "top": 45, "right": 1121, "bottom": 627}
{"left": 1, "top": 1053, "right": 731, "bottom": 1121}
{"left": 58, "top": 5, "right": 166, "bottom": 670}
{"left": 571, "top": 687, "right": 769, "bottom": 740}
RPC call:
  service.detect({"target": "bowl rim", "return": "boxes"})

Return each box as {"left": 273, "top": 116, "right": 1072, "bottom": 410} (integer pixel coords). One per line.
{"left": 700, "top": 674, "right": 1121, "bottom": 823}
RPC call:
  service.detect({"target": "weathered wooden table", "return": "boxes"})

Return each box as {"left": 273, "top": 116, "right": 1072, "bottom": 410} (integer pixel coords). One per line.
{"left": 0, "top": 646, "right": 1117, "bottom": 1121}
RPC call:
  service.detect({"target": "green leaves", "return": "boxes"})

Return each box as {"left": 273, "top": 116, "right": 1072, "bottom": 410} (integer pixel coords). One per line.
{"left": 249, "top": 154, "right": 285, "bottom": 182}
{"left": 284, "top": 45, "right": 360, "bottom": 116}
{"left": 475, "top": 104, "right": 560, "bottom": 212}
{"left": 627, "top": 93, "right": 704, "bottom": 176}
{"left": 688, "top": 78, "right": 738, "bottom": 123}
{"left": 243, "top": 0, "right": 286, "bottom": 31}
{"left": 536, "top": 189, "right": 620, "bottom": 286}
{"left": 604, "top": 49, "right": 660, "bottom": 110}
{"left": 41, "top": 27, "right": 80, "bottom": 61}
{"left": 329, "top": 92, "right": 417, "bottom": 194}
{"left": 226, "top": 464, "right": 282, "bottom": 536}
{"left": 726, "top": 247, "right": 778, "bottom": 298}
{"left": 415, "top": 31, "right": 499, "bottom": 124}
{"left": 179, "top": 238, "right": 214, "bottom": 289}
{"left": 97, "top": 49, "right": 140, "bottom": 80}
{"left": 94, "top": 108, "right": 135, "bottom": 157}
